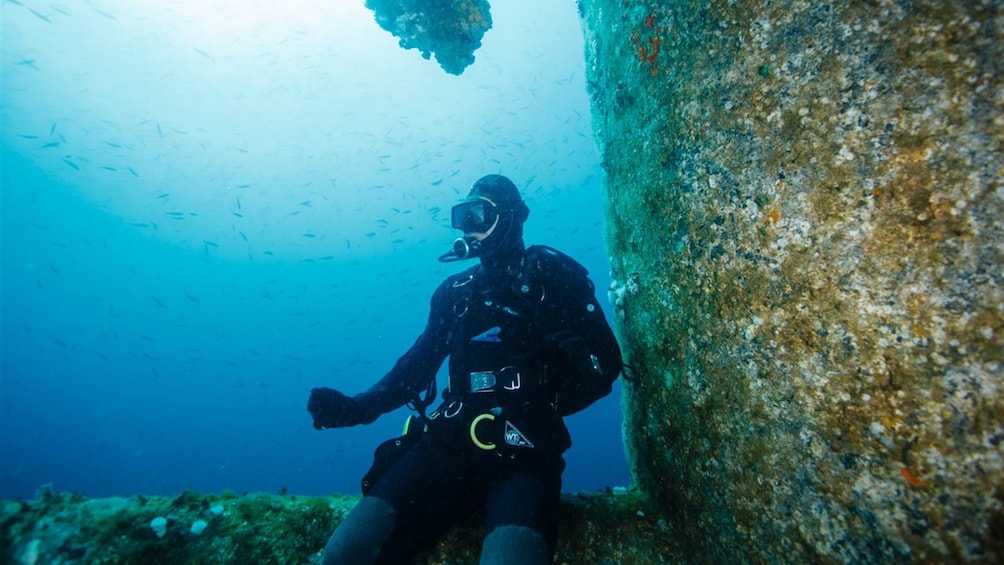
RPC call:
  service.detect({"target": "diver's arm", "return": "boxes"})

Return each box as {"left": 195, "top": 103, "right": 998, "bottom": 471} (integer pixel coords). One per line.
{"left": 538, "top": 257, "right": 623, "bottom": 416}
{"left": 308, "top": 282, "right": 450, "bottom": 429}
{"left": 353, "top": 325, "right": 447, "bottom": 419}
{"left": 551, "top": 297, "right": 622, "bottom": 415}
{"left": 351, "top": 282, "right": 451, "bottom": 420}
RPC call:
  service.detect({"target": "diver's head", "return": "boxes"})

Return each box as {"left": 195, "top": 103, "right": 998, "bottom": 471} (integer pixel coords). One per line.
{"left": 440, "top": 174, "right": 529, "bottom": 263}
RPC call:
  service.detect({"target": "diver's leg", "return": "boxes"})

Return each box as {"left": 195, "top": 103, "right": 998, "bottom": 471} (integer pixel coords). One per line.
{"left": 480, "top": 524, "right": 551, "bottom": 565}
{"left": 322, "top": 438, "right": 478, "bottom": 564}
{"left": 321, "top": 495, "right": 396, "bottom": 565}
{"left": 479, "top": 455, "right": 565, "bottom": 565}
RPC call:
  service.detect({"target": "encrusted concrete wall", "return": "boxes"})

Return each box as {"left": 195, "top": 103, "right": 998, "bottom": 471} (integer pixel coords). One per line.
{"left": 582, "top": 0, "right": 1002, "bottom": 562}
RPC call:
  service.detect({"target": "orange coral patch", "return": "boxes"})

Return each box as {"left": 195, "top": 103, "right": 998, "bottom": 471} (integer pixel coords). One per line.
{"left": 900, "top": 467, "right": 927, "bottom": 488}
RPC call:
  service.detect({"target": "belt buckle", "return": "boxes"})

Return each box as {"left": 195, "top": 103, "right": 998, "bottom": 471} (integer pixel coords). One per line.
{"left": 470, "top": 371, "right": 496, "bottom": 393}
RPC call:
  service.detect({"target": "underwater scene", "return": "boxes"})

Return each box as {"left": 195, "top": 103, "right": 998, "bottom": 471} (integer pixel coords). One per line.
{"left": 3, "top": 0, "right": 1002, "bottom": 563}
{"left": 1, "top": 1, "right": 643, "bottom": 562}
{"left": 1, "top": 0, "right": 627, "bottom": 500}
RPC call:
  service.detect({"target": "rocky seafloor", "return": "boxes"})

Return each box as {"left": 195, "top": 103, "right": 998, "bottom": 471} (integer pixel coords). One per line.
{"left": 1, "top": 487, "right": 682, "bottom": 564}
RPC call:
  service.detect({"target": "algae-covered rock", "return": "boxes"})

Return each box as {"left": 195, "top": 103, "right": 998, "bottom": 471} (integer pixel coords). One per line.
{"left": 365, "top": 0, "right": 493, "bottom": 75}
{"left": 581, "top": 0, "right": 1002, "bottom": 562}
{"left": 0, "top": 488, "right": 680, "bottom": 563}
{"left": 0, "top": 487, "right": 352, "bottom": 564}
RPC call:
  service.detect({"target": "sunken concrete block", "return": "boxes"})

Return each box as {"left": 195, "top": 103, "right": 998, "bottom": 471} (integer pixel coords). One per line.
{"left": 580, "top": 0, "right": 1002, "bottom": 562}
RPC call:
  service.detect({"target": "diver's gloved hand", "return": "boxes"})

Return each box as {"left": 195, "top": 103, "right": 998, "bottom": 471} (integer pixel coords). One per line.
{"left": 307, "top": 388, "right": 378, "bottom": 429}
{"left": 547, "top": 330, "right": 602, "bottom": 376}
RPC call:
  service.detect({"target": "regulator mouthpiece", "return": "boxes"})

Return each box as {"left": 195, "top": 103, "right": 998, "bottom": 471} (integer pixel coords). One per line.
{"left": 438, "top": 236, "right": 481, "bottom": 262}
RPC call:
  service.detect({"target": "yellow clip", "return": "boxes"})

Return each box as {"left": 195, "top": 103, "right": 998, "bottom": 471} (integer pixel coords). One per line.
{"left": 469, "top": 413, "right": 496, "bottom": 450}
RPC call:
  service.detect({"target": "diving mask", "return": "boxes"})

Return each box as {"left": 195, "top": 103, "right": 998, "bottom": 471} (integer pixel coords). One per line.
{"left": 451, "top": 197, "right": 498, "bottom": 234}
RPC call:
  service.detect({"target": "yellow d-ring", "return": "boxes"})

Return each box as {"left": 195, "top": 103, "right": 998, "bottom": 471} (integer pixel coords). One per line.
{"left": 470, "top": 413, "right": 496, "bottom": 450}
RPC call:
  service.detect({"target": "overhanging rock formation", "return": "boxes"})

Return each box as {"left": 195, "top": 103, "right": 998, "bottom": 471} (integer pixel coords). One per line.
{"left": 365, "top": 0, "right": 492, "bottom": 75}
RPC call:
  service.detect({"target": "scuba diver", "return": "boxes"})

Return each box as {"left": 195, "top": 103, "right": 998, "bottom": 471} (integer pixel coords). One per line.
{"left": 308, "top": 174, "right": 622, "bottom": 564}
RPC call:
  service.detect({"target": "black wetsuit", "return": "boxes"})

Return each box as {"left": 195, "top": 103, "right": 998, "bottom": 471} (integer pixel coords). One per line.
{"left": 328, "top": 244, "right": 622, "bottom": 563}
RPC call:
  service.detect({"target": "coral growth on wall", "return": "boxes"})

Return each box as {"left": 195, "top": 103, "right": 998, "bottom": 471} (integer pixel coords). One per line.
{"left": 582, "top": 0, "right": 1003, "bottom": 562}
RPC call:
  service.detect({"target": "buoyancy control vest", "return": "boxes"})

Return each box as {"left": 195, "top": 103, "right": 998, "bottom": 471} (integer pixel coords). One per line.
{"left": 422, "top": 245, "right": 619, "bottom": 455}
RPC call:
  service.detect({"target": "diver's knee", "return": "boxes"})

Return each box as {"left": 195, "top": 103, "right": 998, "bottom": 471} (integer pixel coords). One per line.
{"left": 321, "top": 496, "right": 397, "bottom": 565}
{"left": 480, "top": 524, "right": 551, "bottom": 565}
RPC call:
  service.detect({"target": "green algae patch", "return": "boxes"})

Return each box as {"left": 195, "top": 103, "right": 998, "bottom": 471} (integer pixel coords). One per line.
{"left": 1, "top": 488, "right": 683, "bottom": 564}
{"left": 0, "top": 487, "right": 353, "bottom": 564}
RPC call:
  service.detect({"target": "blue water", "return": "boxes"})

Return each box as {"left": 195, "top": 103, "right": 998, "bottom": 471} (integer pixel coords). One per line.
{"left": 0, "top": 1, "right": 629, "bottom": 498}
